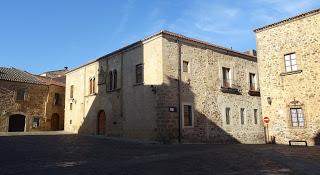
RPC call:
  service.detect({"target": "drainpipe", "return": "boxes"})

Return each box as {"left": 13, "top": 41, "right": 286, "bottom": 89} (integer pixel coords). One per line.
{"left": 177, "top": 39, "right": 182, "bottom": 143}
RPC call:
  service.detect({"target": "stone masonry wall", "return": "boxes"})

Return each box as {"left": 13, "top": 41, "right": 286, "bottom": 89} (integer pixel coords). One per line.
{"left": 256, "top": 12, "right": 320, "bottom": 145}
{"left": 158, "top": 35, "right": 264, "bottom": 144}
{"left": 0, "top": 80, "right": 48, "bottom": 132}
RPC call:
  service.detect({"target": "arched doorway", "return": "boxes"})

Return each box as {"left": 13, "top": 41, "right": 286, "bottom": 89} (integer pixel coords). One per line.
{"left": 97, "top": 110, "right": 106, "bottom": 135}
{"left": 51, "top": 113, "right": 60, "bottom": 131}
{"left": 9, "top": 114, "right": 26, "bottom": 132}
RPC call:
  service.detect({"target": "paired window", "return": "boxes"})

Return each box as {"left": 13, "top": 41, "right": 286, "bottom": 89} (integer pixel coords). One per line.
{"left": 284, "top": 53, "right": 297, "bottom": 72}
{"left": 16, "top": 88, "right": 26, "bottom": 101}
{"left": 70, "top": 85, "right": 74, "bottom": 98}
{"left": 136, "top": 64, "right": 143, "bottom": 84}
{"left": 249, "top": 73, "right": 256, "bottom": 91}
{"left": 240, "top": 108, "right": 245, "bottom": 125}
{"left": 108, "top": 70, "right": 118, "bottom": 90}
{"left": 183, "top": 61, "right": 189, "bottom": 73}
{"left": 183, "top": 104, "right": 193, "bottom": 127}
{"left": 290, "top": 108, "right": 304, "bottom": 127}
{"left": 32, "top": 117, "right": 40, "bottom": 128}
{"left": 222, "top": 67, "right": 231, "bottom": 88}
{"left": 225, "top": 107, "right": 230, "bottom": 125}
{"left": 53, "top": 93, "right": 60, "bottom": 105}
{"left": 89, "top": 77, "right": 96, "bottom": 94}
{"left": 254, "top": 109, "right": 258, "bottom": 124}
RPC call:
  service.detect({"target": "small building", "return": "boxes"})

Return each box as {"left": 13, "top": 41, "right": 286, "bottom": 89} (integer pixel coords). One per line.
{"left": 0, "top": 67, "right": 65, "bottom": 132}
{"left": 255, "top": 9, "right": 320, "bottom": 145}
{"left": 65, "top": 31, "right": 264, "bottom": 143}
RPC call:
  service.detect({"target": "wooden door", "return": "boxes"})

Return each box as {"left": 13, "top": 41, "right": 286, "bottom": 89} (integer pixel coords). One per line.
{"left": 97, "top": 111, "right": 106, "bottom": 135}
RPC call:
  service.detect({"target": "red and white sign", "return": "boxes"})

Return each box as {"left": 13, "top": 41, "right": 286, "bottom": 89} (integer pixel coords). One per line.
{"left": 263, "top": 117, "right": 270, "bottom": 124}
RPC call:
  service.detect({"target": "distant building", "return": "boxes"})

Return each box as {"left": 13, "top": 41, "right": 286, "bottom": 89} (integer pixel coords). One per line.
{"left": 0, "top": 67, "right": 65, "bottom": 132}
{"left": 255, "top": 9, "right": 320, "bottom": 145}
{"left": 40, "top": 67, "right": 68, "bottom": 84}
{"left": 65, "top": 31, "right": 264, "bottom": 143}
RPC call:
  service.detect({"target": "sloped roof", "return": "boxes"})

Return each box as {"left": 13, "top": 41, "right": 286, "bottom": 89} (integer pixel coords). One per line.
{"left": 35, "top": 75, "right": 65, "bottom": 87}
{"left": 254, "top": 8, "right": 320, "bottom": 32}
{"left": 0, "top": 67, "right": 45, "bottom": 85}
{"left": 67, "top": 30, "right": 256, "bottom": 74}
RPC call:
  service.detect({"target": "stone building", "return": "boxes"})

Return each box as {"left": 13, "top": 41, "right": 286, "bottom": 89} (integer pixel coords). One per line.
{"left": 65, "top": 31, "right": 264, "bottom": 143}
{"left": 255, "top": 9, "right": 320, "bottom": 145}
{"left": 0, "top": 67, "right": 65, "bottom": 132}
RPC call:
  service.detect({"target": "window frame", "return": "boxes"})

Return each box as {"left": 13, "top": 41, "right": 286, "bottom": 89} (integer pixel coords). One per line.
{"left": 135, "top": 64, "right": 144, "bottom": 84}
{"left": 113, "top": 69, "right": 117, "bottom": 89}
{"left": 70, "top": 85, "right": 74, "bottom": 99}
{"left": 284, "top": 53, "right": 298, "bottom": 73}
{"left": 182, "top": 60, "right": 189, "bottom": 73}
{"left": 254, "top": 109, "right": 258, "bottom": 124}
{"left": 240, "top": 108, "right": 245, "bottom": 125}
{"left": 53, "top": 93, "right": 60, "bottom": 105}
{"left": 222, "top": 67, "right": 231, "bottom": 88}
{"left": 181, "top": 102, "right": 194, "bottom": 128}
{"left": 249, "top": 73, "right": 256, "bottom": 91}
{"left": 108, "top": 71, "right": 113, "bottom": 90}
{"left": 225, "top": 107, "right": 231, "bottom": 125}
{"left": 290, "top": 108, "right": 304, "bottom": 128}
{"left": 32, "top": 117, "right": 40, "bottom": 128}
{"left": 16, "top": 88, "right": 26, "bottom": 101}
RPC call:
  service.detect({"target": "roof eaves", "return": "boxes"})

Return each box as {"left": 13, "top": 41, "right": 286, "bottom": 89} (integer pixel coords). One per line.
{"left": 254, "top": 8, "right": 320, "bottom": 33}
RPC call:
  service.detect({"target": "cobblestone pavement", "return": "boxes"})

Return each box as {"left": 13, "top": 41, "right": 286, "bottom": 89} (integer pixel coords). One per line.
{"left": 0, "top": 134, "right": 319, "bottom": 175}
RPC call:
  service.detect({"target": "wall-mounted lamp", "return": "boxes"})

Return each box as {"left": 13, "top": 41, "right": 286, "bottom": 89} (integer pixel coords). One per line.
{"left": 267, "top": 97, "right": 272, "bottom": 105}
{"left": 1, "top": 110, "right": 7, "bottom": 116}
{"left": 150, "top": 85, "right": 157, "bottom": 94}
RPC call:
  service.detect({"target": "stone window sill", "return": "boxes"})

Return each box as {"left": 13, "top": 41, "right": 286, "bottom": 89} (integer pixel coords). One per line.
{"left": 107, "top": 88, "right": 121, "bottom": 93}
{"left": 220, "top": 87, "right": 242, "bottom": 95}
{"left": 133, "top": 82, "right": 144, "bottom": 86}
{"left": 85, "top": 93, "right": 97, "bottom": 97}
{"left": 248, "top": 90, "right": 261, "bottom": 96}
{"left": 280, "top": 70, "right": 302, "bottom": 76}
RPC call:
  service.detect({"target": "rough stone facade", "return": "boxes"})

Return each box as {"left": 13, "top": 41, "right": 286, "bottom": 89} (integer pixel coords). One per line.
{"left": 65, "top": 31, "right": 264, "bottom": 144}
{"left": 0, "top": 72, "right": 65, "bottom": 132}
{"left": 255, "top": 9, "right": 320, "bottom": 145}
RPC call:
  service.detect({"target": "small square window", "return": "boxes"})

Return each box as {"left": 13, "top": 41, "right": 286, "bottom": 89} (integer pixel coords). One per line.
{"left": 32, "top": 117, "right": 40, "bottom": 128}
{"left": 183, "top": 61, "right": 189, "bottom": 73}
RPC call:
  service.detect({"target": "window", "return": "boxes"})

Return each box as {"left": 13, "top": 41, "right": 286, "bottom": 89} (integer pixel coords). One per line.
{"left": 183, "top": 61, "right": 189, "bottom": 73}
{"left": 290, "top": 108, "right": 304, "bottom": 127}
{"left": 32, "top": 117, "right": 40, "bottom": 128}
{"left": 70, "top": 103, "right": 73, "bottom": 110}
{"left": 222, "top": 67, "right": 231, "bottom": 88}
{"left": 53, "top": 93, "right": 60, "bottom": 105}
{"left": 285, "top": 53, "right": 298, "bottom": 72}
{"left": 113, "top": 70, "right": 117, "bottom": 89}
{"left": 92, "top": 78, "right": 96, "bottom": 93}
{"left": 226, "top": 107, "right": 230, "bottom": 125}
{"left": 249, "top": 73, "right": 256, "bottom": 91}
{"left": 108, "top": 71, "right": 113, "bottom": 90}
{"left": 183, "top": 104, "right": 193, "bottom": 127}
{"left": 89, "top": 77, "right": 96, "bottom": 94}
{"left": 240, "top": 108, "right": 245, "bottom": 125}
{"left": 136, "top": 64, "right": 143, "bottom": 84}
{"left": 254, "top": 109, "right": 258, "bottom": 124}
{"left": 70, "top": 85, "right": 74, "bottom": 98}
{"left": 16, "top": 88, "right": 26, "bottom": 101}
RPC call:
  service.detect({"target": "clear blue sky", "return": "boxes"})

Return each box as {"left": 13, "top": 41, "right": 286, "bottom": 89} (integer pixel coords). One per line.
{"left": 1, "top": 0, "right": 319, "bottom": 74}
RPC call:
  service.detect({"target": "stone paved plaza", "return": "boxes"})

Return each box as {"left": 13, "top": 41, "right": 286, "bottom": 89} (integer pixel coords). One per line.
{"left": 0, "top": 133, "right": 319, "bottom": 175}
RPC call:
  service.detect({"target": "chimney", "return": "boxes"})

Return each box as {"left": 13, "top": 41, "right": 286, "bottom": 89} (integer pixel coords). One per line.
{"left": 244, "top": 49, "right": 257, "bottom": 57}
